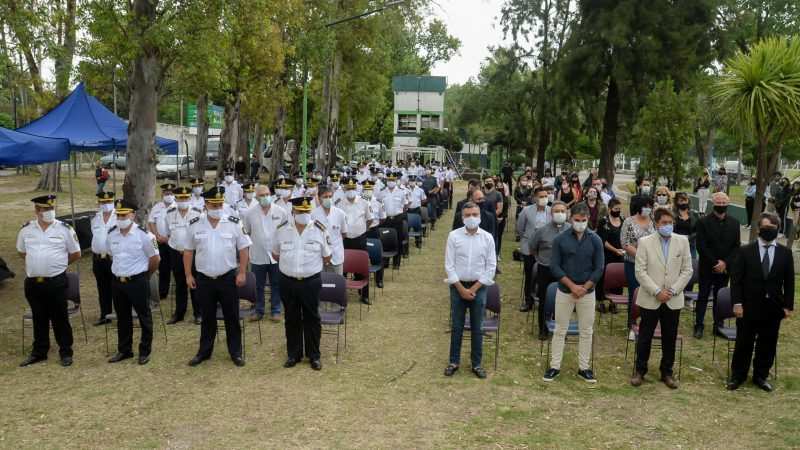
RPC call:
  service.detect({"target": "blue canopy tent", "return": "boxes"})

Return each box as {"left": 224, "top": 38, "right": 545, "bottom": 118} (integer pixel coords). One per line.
{"left": 0, "top": 127, "right": 70, "bottom": 166}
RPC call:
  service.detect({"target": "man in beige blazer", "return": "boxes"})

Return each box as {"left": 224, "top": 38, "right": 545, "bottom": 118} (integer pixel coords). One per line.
{"left": 632, "top": 208, "right": 694, "bottom": 388}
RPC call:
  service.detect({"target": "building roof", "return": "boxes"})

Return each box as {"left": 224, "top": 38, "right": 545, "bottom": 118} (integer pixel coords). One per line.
{"left": 392, "top": 76, "right": 447, "bottom": 93}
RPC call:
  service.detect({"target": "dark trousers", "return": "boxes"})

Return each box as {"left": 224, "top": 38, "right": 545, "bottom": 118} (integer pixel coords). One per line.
{"left": 731, "top": 316, "right": 781, "bottom": 382}
{"left": 635, "top": 304, "right": 680, "bottom": 377}
{"left": 112, "top": 273, "right": 153, "bottom": 356}
{"left": 448, "top": 283, "right": 486, "bottom": 368}
{"left": 196, "top": 271, "right": 241, "bottom": 359}
{"left": 252, "top": 263, "right": 282, "bottom": 316}
{"left": 24, "top": 273, "right": 73, "bottom": 358}
{"left": 495, "top": 217, "right": 506, "bottom": 255}
{"left": 536, "top": 265, "right": 556, "bottom": 335}
{"left": 170, "top": 248, "right": 199, "bottom": 320}
{"left": 624, "top": 261, "right": 639, "bottom": 328}
{"left": 745, "top": 197, "right": 754, "bottom": 226}
{"left": 157, "top": 242, "right": 172, "bottom": 300}
{"left": 383, "top": 214, "right": 405, "bottom": 268}
{"left": 344, "top": 234, "right": 370, "bottom": 299}
{"left": 92, "top": 256, "right": 114, "bottom": 318}
{"left": 280, "top": 273, "right": 322, "bottom": 361}
{"left": 695, "top": 271, "right": 729, "bottom": 329}
{"left": 522, "top": 255, "right": 536, "bottom": 306}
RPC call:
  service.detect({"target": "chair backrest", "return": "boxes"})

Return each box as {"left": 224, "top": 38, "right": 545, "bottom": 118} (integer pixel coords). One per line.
{"left": 65, "top": 272, "right": 80, "bottom": 305}
{"left": 237, "top": 272, "right": 257, "bottom": 303}
{"left": 401, "top": 220, "right": 409, "bottom": 239}
{"left": 319, "top": 272, "right": 347, "bottom": 308}
{"left": 604, "top": 262, "right": 627, "bottom": 292}
{"left": 407, "top": 213, "right": 422, "bottom": 232}
{"left": 714, "top": 287, "right": 735, "bottom": 323}
{"left": 366, "top": 238, "right": 383, "bottom": 265}
{"left": 689, "top": 258, "right": 699, "bottom": 285}
{"left": 420, "top": 207, "right": 430, "bottom": 224}
{"left": 343, "top": 250, "right": 370, "bottom": 277}
{"left": 486, "top": 284, "right": 501, "bottom": 315}
{"left": 543, "top": 282, "right": 559, "bottom": 318}
{"left": 378, "top": 227, "right": 399, "bottom": 252}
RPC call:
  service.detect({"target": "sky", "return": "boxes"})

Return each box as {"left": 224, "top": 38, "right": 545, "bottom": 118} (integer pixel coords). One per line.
{"left": 430, "top": 0, "right": 510, "bottom": 86}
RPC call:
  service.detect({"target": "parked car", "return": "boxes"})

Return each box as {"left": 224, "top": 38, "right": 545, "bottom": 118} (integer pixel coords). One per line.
{"left": 156, "top": 155, "right": 195, "bottom": 179}
{"left": 203, "top": 137, "right": 220, "bottom": 169}
{"left": 99, "top": 153, "right": 127, "bottom": 169}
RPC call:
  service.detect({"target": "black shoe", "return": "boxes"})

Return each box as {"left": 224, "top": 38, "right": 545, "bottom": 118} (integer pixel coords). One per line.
{"left": 519, "top": 303, "right": 533, "bottom": 312}
{"left": 726, "top": 378, "right": 743, "bottom": 391}
{"left": 376, "top": 280, "right": 384, "bottom": 289}
{"left": 188, "top": 355, "right": 207, "bottom": 367}
{"left": 577, "top": 369, "right": 598, "bottom": 383}
{"left": 310, "top": 359, "right": 322, "bottom": 371}
{"left": 693, "top": 325, "right": 704, "bottom": 339}
{"left": 193, "top": 317, "right": 202, "bottom": 325}
{"left": 543, "top": 368, "right": 560, "bottom": 382}
{"left": 232, "top": 356, "right": 246, "bottom": 367}
{"left": 360, "top": 297, "right": 372, "bottom": 305}
{"left": 93, "top": 318, "right": 111, "bottom": 326}
{"left": 596, "top": 302, "right": 607, "bottom": 314}
{"left": 19, "top": 355, "right": 47, "bottom": 367}
{"left": 138, "top": 354, "right": 150, "bottom": 365}
{"left": 713, "top": 327, "right": 728, "bottom": 338}
{"left": 166, "top": 316, "right": 183, "bottom": 325}
{"left": 108, "top": 352, "right": 134, "bottom": 363}
{"left": 249, "top": 313, "right": 264, "bottom": 322}
{"left": 538, "top": 331, "right": 550, "bottom": 341}
{"left": 753, "top": 378, "right": 774, "bottom": 392}
{"left": 283, "top": 358, "right": 299, "bottom": 368}
{"left": 495, "top": 266, "right": 502, "bottom": 275}
{"left": 60, "top": 356, "right": 73, "bottom": 367}
{"left": 444, "top": 364, "right": 459, "bottom": 377}
{"left": 472, "top": 367, "right": 487, "bottom": 379}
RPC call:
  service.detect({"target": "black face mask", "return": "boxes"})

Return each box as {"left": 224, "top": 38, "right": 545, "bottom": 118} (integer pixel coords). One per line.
{"left": 678, "top": 203, "right": 689, "bottom": 210}
{"left": 759, "top": 227, "right": 778, "bottom": 242}
{"left": 750, "top": 181, "right": 756, "bottom": 185}
{"left": 610, "top": 210, "right": 621, "bottom": 218}
{"left": 485, "top": 184, "right": 494, "bottom": 190}
{"left": 713, "top": 205, "right": 728, "bottom": 215}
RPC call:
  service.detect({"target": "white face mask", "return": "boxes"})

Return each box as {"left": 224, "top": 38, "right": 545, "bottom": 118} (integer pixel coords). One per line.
{"left": 641, "top": 186, "right": 651, "bottom": 195}
{"left": 547, "top": 194, "right": 555, "bottom": 203}
{"left": 192, "top": 186, "right": 203, "bottom": 195}
{"left": 656, "top": 195, "right": 668, "bottom": 205}
{"left": 224, "top": 175, "right": 234, "bottom": 183}
{"left": 464, "top": 216, "right": 481, "bottom": 230}
{"left": 100, "top": 203, "right": 115, "bottom": 213}
{"left": 572, "top": 220, "right": 588, "bottom": 233}
{"left": 245, "top": 193, "right": 254, "bottom": 201}
{"left": 537, "top": 197, "right": 548, "bottom": 207}
{"left": 552, "top": 212, "right": 567, "bottom": 224}
{"left": 163, "top": 195, "right": 175, "bottom": 204}
{"left": 346, "top": 190, "right": 357, "bottom": 200}
{"left": 321, "top": 198, "right": 332, "bottom": 209}
{"left": 295, "top": 178, "right": 304, "bottom": 186}
{"left": 294, "top": 213, "right": 311, "bottom": 225}
{"left": 117, "top": 218, "right": 132, "bottom": 229}
{"left": 387, "top": 181, "right": 396, "bottom": 189}
{"left": 276, "top": 189, "right": 289, "bottom": 199}
{"left": 207, "top": 208, "right": 223, "bottom": 219}
{"left": 40, "top": 210, "right": 56, "bottom": 223}
{"left": 641, "top": 207, "right": 652, "bottom": 217}
{"left": 177, "top": 201, "right": 190, "bottom": 210}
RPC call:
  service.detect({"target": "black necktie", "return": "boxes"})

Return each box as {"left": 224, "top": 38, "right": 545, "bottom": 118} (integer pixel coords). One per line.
{"left": 762, "top": 245, "right": 771, "bottom": 279}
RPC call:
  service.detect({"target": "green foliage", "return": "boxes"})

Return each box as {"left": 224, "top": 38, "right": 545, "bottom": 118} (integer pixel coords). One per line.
{"left": 0, "top": 112, "right": 13, "bottom": 128}
{"left": 418, "top": 128, "right": 463, "bottom": 152}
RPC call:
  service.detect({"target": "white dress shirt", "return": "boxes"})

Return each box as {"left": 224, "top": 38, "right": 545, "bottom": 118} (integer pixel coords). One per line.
{"left": 161, "top": 206, "right": 202, "bottom": 252}
{"left": 148, "top": 201, "right": 171, "bottom": 236}
{"left": 242, "top": 204, "right": 288, "bottom": 265}
{"left": 444, "top": 227, "right": 497, "bottom": 286}
{"left": 273, "top": 222, "right": 332, "bottom": 278}
{"left": 91, "top": 210, "right": 117, "bottom": 256}
{"left": 236, "top": 197, "right": 258, "bottom": 215}
{"left": 339, "top": 196, "right": 370, "bottom": 238}
{"left": 220, "top": 180, "right": 243, "bottom": 206}
{"left": 185, "top": 215, "right": 252, "bottom": 277}
{"left": 107, "top": 225, "right": 158, "bottom": 277}
{"left": 367, "top": 195, "right": 385, "bottom": 228}
{"left": 16, "top": 219, "right": 81, "bottom": 278}
{"left": 190, "top": 194, "right": 205, "bottom": 211}
{"left": 409, "top": 186, "right": 427, "bottom": 209}
{"left": 311, "top": 206, "right": 347, "bottom": 266}
{"left": 383, "top": 187, "right": 408, "bottom": 217}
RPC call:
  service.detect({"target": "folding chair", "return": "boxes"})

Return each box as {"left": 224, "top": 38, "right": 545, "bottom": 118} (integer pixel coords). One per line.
{"left": 539, "top": 282, "right": 595, "bottom": 371}
{"left": 407, "top": 213, "right": 424, "bottom": 252}
{"left": 401, "top": 219, "right": 410, "bottom": 258}
{"left": 215, "top": 272, "right": 261, "bottom": 359}
{"left": 624, "top": 291, "right": 684, "bottom": 380}
{"left": 420, "top": 207, "right": 430, "bottom": 237}
{"left": 463, "top": 284, "right": 502, "bottom": 370}
{"left": 682, "top": 259, "right": 699, "bottom": 311}
{"left": 603, "top": 262, "right": 628, "bottom": 333}
{"left": 343, "top": 250, "right": 370, "bottom": 320}
{"left": 319, "top": 272, "right": 347, "bottom": 363}
{"left": 366, "top": 238, "right": 384, "bottom": 297}
{"left": 377, "top": 227, "right": 399, "bottom": 280}
{"left": 21, "top": 272, "right": 88, "bottom": 355}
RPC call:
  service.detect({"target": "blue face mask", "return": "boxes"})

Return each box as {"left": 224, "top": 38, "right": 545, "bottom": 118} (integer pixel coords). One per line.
{"left": 658, "top": 224, "right": 673, "bottom": 237}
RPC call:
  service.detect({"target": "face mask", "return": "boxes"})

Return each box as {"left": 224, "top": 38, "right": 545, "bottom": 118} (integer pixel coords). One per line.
{"left": 192, "top": 186, "right": 203, "bottom": 195}
{"left": 759, "top": 227, "right": 778, "bottom": 242}
{"left": 117, "top": 218, "right": 132, "bottom": 229}
{"left": 641, "top": 186, "right": 651, "bottom": 195}
{"left": 100, "top": 203, "right": 115, "bottom": 213}
{"left": 658, "top": 224, "right": 673, "bottom": 237}
{"left": 295, "top": 178, "right": 304, "bottom": 186}
{"left": 207, "top": 209, "right": 223, "bottom": 219}
{"left": 713, "top": 205, "right": 728, "bottom": 215}
{"left": 640, "top": 207, "right": 652, "bottom": 217}
{"left": 610, "top": 210, "right": 621, "bottom": 218}
{"left": 387, "top": 181, "right": 397, "bottom": 189}
{"left": 547, "top": 194, "right": 555, "bottom": 203}
{"left": 163, "top": 195, "right": 175, "bottom": 204}
{"left": 485, "top": 183, "right": 494, "bottom": 190}
{"left": 572, "top": 220, "right": 588, "bottom": 233}
{"left": 593, "top": 185, "right": 603, "bottom": 192}
{"left": 552, "top": 212, "right": 567, "bottom": 224}
{"left": 464, "top": 216, "right": 481, "bottom": 230}
{"left": 277, "top": 189, "right": 289, "bottom": 199}
{"left": 346, "top": 190, "right": 357, "bottom": 200}
{"left": 656, "top": 195, "right": 668, "bottom": 205}
{"left": 537, "top": 197, "right": 548, "bottom": 207}
{"left": 177, "top": 201, "right": 190, "bottom": 210}
{"left": 678, "top": 203, "right": 689, "bottom": 210}
{"left": 244, "top": 193, "right": 254, "bottom": 201}
{"left": 40, "top": 210, "right": 56, "bottom": 223}
{"left": 258, "top": 196, "right": 273, "bottom": 207}
{"left": 321, "top": 198, "right": 332, "bottom": 209}
{"left": 225, "top": 176, "right": 234, "bottom": 183}
{"left": 294, "top": 213, "right": 311, "bottom": 225}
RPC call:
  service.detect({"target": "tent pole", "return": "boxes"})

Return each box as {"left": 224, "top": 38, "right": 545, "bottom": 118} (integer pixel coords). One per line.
{"left": 112, "top": 150, "right": 117, "bottom": 192}
{"left": 67, "top": 152, "right": 79, "bottom": 277}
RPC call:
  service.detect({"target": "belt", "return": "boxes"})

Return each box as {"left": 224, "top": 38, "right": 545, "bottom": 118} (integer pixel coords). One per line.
{"left": 283, "top": 273, "right": 320, "bottom": 282}
{"left": 94, "top": 253, "right": 109, "bottom": 260}
{"left": 28, "top": 273, "right": 66, "bottom": 284}
{"left": 460, "top": 280, "right": 477, "bottom": 287}
{"left": 197, "top": 269, "right": 236, "bottom": 280}
{"left": 115, "top": 272, "right": 148, "bottom": 283}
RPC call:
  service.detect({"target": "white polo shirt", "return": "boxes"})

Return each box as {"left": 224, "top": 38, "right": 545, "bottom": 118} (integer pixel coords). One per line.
{"left": 272, "top": 221, "right": 332, "bottom": 278}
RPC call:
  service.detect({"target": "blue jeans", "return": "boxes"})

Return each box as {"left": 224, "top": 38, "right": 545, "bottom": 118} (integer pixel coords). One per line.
{"left": 449, "top": 285, "right": 486, "bottom": 368}
{"left": 624, "top": 261, "right": 639, "bottom": 328}
{"left": 252, "top": 263, "right": 281, "bottom": 316}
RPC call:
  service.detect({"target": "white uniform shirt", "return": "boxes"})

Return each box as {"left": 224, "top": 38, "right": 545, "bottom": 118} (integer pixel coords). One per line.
{"left": 367, "top": 195, "right": 385, "bottom": 228}
{"left": 161, "top": 206, "right": 203, "bottom": 251}
{"left": 273, "top": 222, "right": 332, "bottom": 278}
{"left": 91, "top": 211, "right": 117, "bottom": 256}
{"left": 332, "top": 188, "right": 345, "bottom": 206}
{"left": 220, "top": 180, "right": 244, "bottom": 206}
{"left": 444, "top": 227, "right": 497, "bottom": 286}
{"left": 16, "top": 220, "right": 81, "bottom": 278}
{"left": 382, "top": 187, "right": 408, "bottom": 217}
{"left": 339, "top": 196, "right": 370, "bottom": 238}
{"left": 185, "top": 215, "right": 252, "bottom": 277}
{"left": 107, "top": 225, "right": 158, "bottom": 277}
{"left": 409, "top": 186, "right": 427, "bottom": 209}
{"left": 148, "top": 201, "right": 171, "bottom": 237}
{"left": 242, "top": 204, "right": 288, "bottom": 265}
{"left": 190, "top": 194, "right": 205, "bottom": 211}
{"left": 311, "top": 206, "right": 347, "bottom": 266}
{"left": 237, "top": 197, "right": 257, "bottom": 216}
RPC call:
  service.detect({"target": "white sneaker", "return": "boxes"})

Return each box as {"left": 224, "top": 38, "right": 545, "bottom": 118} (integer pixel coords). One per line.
{"left": 628, "top": 330, "right": 636, "bottom": 341}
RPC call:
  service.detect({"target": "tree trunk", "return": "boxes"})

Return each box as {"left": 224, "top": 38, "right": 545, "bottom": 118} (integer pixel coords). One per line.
{"left": 123, "top": 0, "right": 162, "bottom": 224}
{"left": 536, "top": 114, "right": 549, "bottom": 177}
{"left": 598, "top": 76, "right": 620, "bottom": 185}
{"left": 36, "top": 162, "right": 62, "bottom": 192}
{"left": 194, "top": 93, "right": 209, "bottom": 177}
{"left": 271, "top": 103, "right": 287, "bottom": 181}
{"left": 252, "top": 122, "right": 263, "bottom": 180}
{"left": 218, "top": 92, "right": 240, "bottom": 181}
{"left": 54, "top": 0, "right": 77, "bottom": 98}
{"left": 316, "top": 50, "right": 342, "bottom": 174}
{"left": 237, "top": 116, "right": 249, "bottom": 171}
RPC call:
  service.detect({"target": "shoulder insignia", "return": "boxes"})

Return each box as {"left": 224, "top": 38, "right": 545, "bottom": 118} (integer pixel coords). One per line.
{"left": 277, "top": 220, "right": 289, "bottom": 229}
{"left": 21, "top": 221, "right": 31, "bottom": 229}
{"left": 108, "top": 225, "right": 117, "bottom": 234}
{"left": 138, "top": 224, "right": 147, "bottom": 232}
{"left": 167, "top": 206, "right": 177, "bottom": 213}
{"left": 334, "top": 199, "right": 342, "bottom": 205}
{"left": 62, "top": 221, "right": 73, "bottom": 229}
{"left": 189, "top": 217, "right": 200, "bottom": 225}
{"left": 228, "top": 216, "right": 240, "bottom": 223}
{"left": 192, "top": 207, "right": 202, "bottom": 213}
{"left": 314, "top": 220, "right": 326, "bottom": 231}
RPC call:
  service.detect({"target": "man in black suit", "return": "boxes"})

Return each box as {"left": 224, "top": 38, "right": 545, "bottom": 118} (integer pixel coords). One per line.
{"left": 728, "top": 213, "right": 794, "bottom": 392}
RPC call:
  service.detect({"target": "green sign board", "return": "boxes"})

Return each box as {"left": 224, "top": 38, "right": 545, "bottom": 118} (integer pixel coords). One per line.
{"left": 186, "top": 103, "right": 224, "bottom": 129}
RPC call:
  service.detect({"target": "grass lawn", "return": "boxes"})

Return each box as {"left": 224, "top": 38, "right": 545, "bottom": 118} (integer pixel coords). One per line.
{"left": 0, "top": 172, "right": 798, "bottom": 448}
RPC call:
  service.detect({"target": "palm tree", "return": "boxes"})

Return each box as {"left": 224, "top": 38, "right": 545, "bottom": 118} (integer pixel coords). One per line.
{"left": 713, "top": 36, "right": 800, "bottom": 240}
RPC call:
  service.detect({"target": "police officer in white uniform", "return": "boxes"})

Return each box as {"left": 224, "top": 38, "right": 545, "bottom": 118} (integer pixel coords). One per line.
{"left": 273, "top": 197, "right": 331, "bottom": 371}
{"left": 382, "top": 171, "right": 408, "bottom": 268}
{"left": 184, "top": 186, "right": 252, "bottom": 367}
{"left": 148, "top": 183, "right": 176, "bottom": 302}
{"left": 312, "top": 184, "right": 347, "bottom": 275}
{"left": 220, "top": 168, "right": 243, "bottom": 207}
{"left": 189, "top": 177, "right": 206, "bottom": 210}
{"left": 17, "top": 194, "right": 81, "bottom": 367}
{"left": 339, "top": 177, "right": 372, "bottom": 303}
{"left": 160, "top": 186, "right": 203, "bottom": 324}
{"left": 106, "top": 200, "right": 160, "bottom": 365}
{"left": 91, "top": 191, "right": 117, "bottom": 325}
{"left": 237, "top": 182, "right": 258, "bottom": 215}
{"left": 273, "top": 178, "right": 294, "bottom": 213}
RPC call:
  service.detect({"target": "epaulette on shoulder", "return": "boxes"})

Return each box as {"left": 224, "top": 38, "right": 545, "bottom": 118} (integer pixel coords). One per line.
{"left": 189, "top": 217, "right": 200, "bottom": 225}
{"left": 61, "top": 221, "right": 73, "bottom": 228}
{"left": 192, "top": 207, "right": 202, "bottom": 213}
{"left": 107, "top": 225, "right": 117, "bottom": 234}
{"left": 334, "top": 199, "right": 342, "bottom": 205}
{"left": 21, "top": 221, "right": 31, "bottom": 229}
{"left": 229, "top": 216, "right": 240, "bottom": 223}
{"left": 167, "top": 206, "right": 177, "bottom": 213}
{"left": 138, "top": 224, "right": 147, "bottom": 232}
{"left": 314, "top": 220, "right": 326, "bottom": 231}
{"left": 277, "top": 220, "right": 289, "bottom": 229}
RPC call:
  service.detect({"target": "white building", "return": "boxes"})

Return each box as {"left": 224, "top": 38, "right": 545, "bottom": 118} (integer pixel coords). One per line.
{"left": 392, "top": 76, "right": 446, "bottom": 147}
